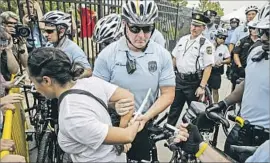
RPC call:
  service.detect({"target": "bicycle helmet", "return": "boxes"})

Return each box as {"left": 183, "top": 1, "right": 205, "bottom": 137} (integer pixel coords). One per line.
{"left": 215, "top": 28, "right": 228, "bottom": 37}
{"left": 93, "top": 14, "right": 123, "bottom": 44}
{"left": 42, "top": 11, "right": 71, "bottom": 33}
{"left": 121, "top": 0, "right": 158, "bottom": 26}
{"left": 255, "top": 15, "right": 270, "bottom": 29}
{"left": 230, "top": 17, "right": 240, "bottom": 23}
{"left": 245, "top": 5, "right": 259, "bottom": 15}
{"left": 247, "top": 20, "right": 259, "bottom": 28}
{"left": 258, "top": 3, "right": 270, "bottom": 20}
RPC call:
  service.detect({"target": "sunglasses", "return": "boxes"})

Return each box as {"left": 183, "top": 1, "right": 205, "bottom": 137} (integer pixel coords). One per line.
{"left": 259, "top": 29, "right": 269, "bottom": 36}
{"left": 216, "top": 36, "right": 226, "bottom": 40}
{"left": 43, "top": 29, "right": 56, "bottom": 34}
{"left": 127, "top": 24, "right": 155, "bottom": 34}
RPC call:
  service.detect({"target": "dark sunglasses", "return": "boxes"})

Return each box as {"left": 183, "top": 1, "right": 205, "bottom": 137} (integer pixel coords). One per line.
{"left": 5, "top": 21, "right": 17, "bottom": 25}
{"left": 259, "top": 29, "right": 269, "bottom": 36}
{"left": 127, "top": 24, "right": 155, "bottom": 34}
{"left": 249, "top": 27, "right": 256, "bottom": 30}
{"left": 216, "top": 36, "right": 226, "bottom": 40}
{"left": 43, "top": 29, "right": 56, "bottom": 34}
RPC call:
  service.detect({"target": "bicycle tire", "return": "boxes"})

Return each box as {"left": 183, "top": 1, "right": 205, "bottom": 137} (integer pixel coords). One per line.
{"left": 37, "top": 132, "right": 51, "bottom": 163}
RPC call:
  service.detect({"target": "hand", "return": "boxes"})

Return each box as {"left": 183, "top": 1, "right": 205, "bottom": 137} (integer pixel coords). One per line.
{"left": 215, "top": 61, "right": 223, "bottom": 67}
{"left": 123, "top": 143, "right": 132, "bottom": 153}
{"left": 131, "top": 114, "right": 150, "bottom": 132}
{"left": 174, "top": 123, "right": 189, "bottom": 143}
{"left": 22, "top": 15, "right": 30, "bottom": 25}
{"left": 115, "top": 99, "right": 134, "bottom": 116}
{"left": 180, "top": 124, "right": 203, "bottom": 154}
{"left": 0, "top": 139, "right": 15, "bottom": 152}
{"left": 1, "top": 154, "right": 26, "bottom": 162}
{"left": 0, "top": 104, "right": 16, "bottom": 113}
{"left": 206, "top": 101, "right": 227, "bottom": 114}
{"left": 195, "top": 87, "right": 205, "bottom": 100}
{"left": 7, "top": 75, "right": 25, "bottom": 88}
{"left": 237, "top": 67, "right": 245, "bottom": 77}
{"left": 0, "top": 94, "right": 24, "bottom": 106}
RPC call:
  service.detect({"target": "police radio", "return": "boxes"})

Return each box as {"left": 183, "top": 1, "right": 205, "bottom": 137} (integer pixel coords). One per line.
{"left": 125, "top": 51, "right": 136, "bottom": 74}
{"left": 195, "top": 38, "right": 206, "bottom": 73}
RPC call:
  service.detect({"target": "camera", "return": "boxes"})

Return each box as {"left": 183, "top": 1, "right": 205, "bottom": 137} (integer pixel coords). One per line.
{"left": 12, "top": 24, "right": 31, "bottom": 38}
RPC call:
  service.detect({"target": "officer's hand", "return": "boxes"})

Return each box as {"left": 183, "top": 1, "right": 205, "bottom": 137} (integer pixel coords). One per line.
{"left": 206, "top": 101, "right": 227, "bottom": 113}
{"left": 0, "top": 139, "right": 15, "bottom": 152}
{"left": 0, "top": 94, "right": 24, "bottom": 106}
{"left": 174, "top": 123, "right": 189, "bottom": 143}
{"left": 1, "top": 154, "right": 26, "bottom": 162}
{"left": 115, "top": 99, "right": 134, "bottom": 116}
{"left": 123, "top": 143, "right": 132, "bottom": 153}
{"left": 0, "top": 104, "right": 16, "bottom": 114}
{"left": 180, "top": 124, "right": 203, "bottom": 154}
{"left": 238, "top": 67, "right": 245, "bottom": 77}
{"left": 195, "top": 87, "right": 205, "bottom": 100}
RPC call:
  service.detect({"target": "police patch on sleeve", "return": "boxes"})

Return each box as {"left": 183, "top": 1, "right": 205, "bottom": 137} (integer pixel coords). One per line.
{"left": 236, "top": 40, "right": 241, "bottom": 46}
{"left": 206, "top": 46, "right": 212, "bottom": 55}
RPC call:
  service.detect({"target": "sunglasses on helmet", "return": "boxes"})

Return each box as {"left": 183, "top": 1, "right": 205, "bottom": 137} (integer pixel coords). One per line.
{"left": 127, "top": 24, "right": 155, "bottom": 34}
{"left": 216, "top": 35, "right": 226, "bottom": 40}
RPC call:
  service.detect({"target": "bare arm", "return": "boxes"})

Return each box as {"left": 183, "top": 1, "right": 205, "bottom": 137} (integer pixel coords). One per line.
{"left": 200, "top": 66, "right": 212, "bottom": 87}
{"left": 144, "top": 86, "right": 175, "bottom": 121}
{"left": 229, "top": 44, "right": 234, "bottom": 54}
{"left": 224, "top": 81, "right": 245, "bottom": 106}
{"left": 78, "top": 68, "right": 92, "bottom": 79}
{"left": 109, "top": 87, "right": 134, "bottom": 128}
{"left": 5, "top": 49, "right": 19, "bottom": 74}
{"left": 198, "top": 142, "right": 231, "bottom": 162}
{"left": 233, "top": 53, "right": 242, "bottom": 67}
{"left": 18, "top": 44, "right": 28, "bottom": 68}
{"left": 34, "top": 1, "right": 44, "bottom": 29}
{"left": 222, "top": 57, "right": 231, "bottom": 65}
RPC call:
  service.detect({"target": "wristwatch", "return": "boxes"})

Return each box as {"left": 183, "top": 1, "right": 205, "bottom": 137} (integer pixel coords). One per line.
{"left": 199, "top": 85, "right": 205, "bottom": 90}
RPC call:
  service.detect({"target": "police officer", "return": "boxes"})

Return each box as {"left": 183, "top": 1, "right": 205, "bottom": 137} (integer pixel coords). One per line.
{"left": 225, "top": 17, "right": 240, "bottom": 80}
{"left": 93, "top": 0, "right": 175, "bottom": 161}
{"left": 229, "top": 5, "right": 259, "bottom": 53}
{"left": 231, "top": 20, "right": 260, "bottom": 91}
{"left": 208, "top": 28, "right": 231, "bottom": 103}
{"left": 167, "top": 13, "right": 215, "bottom": 126}
{"left": 151, "top": 29, "right": 166, "bottom": 47}
{"left": 206, "top": 6, "right": 270, "bottom": 161}
{"left": 203, "top": 10, "right": 218, "bottom": 44}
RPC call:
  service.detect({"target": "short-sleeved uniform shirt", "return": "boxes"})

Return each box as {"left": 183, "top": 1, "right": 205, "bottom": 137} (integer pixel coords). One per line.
{"left": 241, "top": 46, "right": 270, "bottom": 129}
{"left": 151, "top": 29, "right": 166, "bottom": 47}
{"left": 230, "top": 24, "right": 249, "bottom": 45}
{"left": 46, "top": 38, "right": 91, "bottom": 69}
{"left": 203, "top": 24, "right": 218, "bottom": 44}
{"left": 233, "top": 36, "right": 259, "bottom": 68}
{"left": 245, "top": 140, "right": 270, "bottom": 162}
{"left": 225, "top": 28, "right": 236, "bottom": 45}
{"left": 93, "top": 36, "right": 175, "bottom": 113}
{"left": 172, "top": 34, "right": 215, "bottom": 74}
{"left": 58, "top": 77, "right": 125, "bottom": 162}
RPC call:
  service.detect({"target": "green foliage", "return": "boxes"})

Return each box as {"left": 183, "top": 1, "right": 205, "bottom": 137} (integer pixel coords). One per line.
{"left": 198, "top": 0, "right": 224, "bottom": 16}
{"left": 168, "top": 0, "right": 188, "bottom": 7}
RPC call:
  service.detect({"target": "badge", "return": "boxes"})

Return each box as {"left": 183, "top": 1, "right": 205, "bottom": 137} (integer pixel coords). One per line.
{"left": 148, "top": 61, "right": 157, "bottom": 72}
{"left": 206, "top": 46, "right": 212, "bottom": 55}
{"left": 236, "top": 41, "right": 241, "bottom": 46}
{"left": 196, "top": 15, "right": 200, "bottom": 20}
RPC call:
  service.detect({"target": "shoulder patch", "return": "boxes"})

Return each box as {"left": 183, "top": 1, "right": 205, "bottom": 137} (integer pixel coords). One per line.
{"left": 206, "top": 46, "right": 212, "bottom": 55}
{"left": 236, "top": 40, "right": 241, "bottom": 46}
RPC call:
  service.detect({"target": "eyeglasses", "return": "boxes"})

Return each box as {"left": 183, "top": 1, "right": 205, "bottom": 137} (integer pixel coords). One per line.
{"left": 43, "top": 29, "right": 56, "bottom": 34}
{"left": 249, "top": 27, "right": 256, "bottom": 30}
{"left": 5, "top": 21, "right": 17, "bottom": 25}
{"left": 127, "top": 24, "right": 155, "bottom": 34}
{"left": 259, "top": 29, "right": 269, "bottom": 37}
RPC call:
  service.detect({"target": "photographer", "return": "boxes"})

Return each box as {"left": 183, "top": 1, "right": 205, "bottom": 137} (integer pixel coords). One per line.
{"left": 20, "top": 0, "right": 46, "bottom": 53}
{"left": 0, "top": 11, "right": 29, "bottom": 79}
{"left": 0, "top": 25, "right": 20, "bottom": 81}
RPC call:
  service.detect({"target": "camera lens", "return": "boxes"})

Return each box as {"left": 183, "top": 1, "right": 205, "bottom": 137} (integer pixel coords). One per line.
{"left": 19, "top": 27, "right": 31, "bottom": 37}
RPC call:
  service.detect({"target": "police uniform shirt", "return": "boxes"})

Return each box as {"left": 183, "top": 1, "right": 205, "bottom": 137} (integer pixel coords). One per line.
{"left": 230, "top": 24, "right": 249, "bottom": 45}
{"left": 151, "top": 29, "right": 166, "bottom": 47}
{"left": 225, "top": 28, "right": 235, "bottom": 45}
{"left": 93, "top": 36, "right": 175, "bottom": 113}
{"left": 241, "top": 46, "right": 269, "bottom": 128}
{"left": 233, "top": 36, "right": 260, "bottom": 68}
{"left": 214, "top": 44, "right": 230, "bottom": 64}
{"left": 203, "top": 24, "right": 218, "bottom": 44}
{"left": 172, "top": 34, "right": 215, "bottom": 74}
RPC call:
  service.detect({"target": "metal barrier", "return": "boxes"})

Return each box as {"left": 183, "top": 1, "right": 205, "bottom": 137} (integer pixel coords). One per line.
{"left": 0, "top": 75, "right": 29, "bottom": 162}
{"left": 0, "top": 0, "right": 193, "bottom": 62}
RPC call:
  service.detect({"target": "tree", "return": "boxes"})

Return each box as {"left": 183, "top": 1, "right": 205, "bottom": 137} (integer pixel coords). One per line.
{"left": 169, "top": 0, "right": 188, "bottom": 7}
{"left": 198, "top": 0, "right": 224, "bottom": 16}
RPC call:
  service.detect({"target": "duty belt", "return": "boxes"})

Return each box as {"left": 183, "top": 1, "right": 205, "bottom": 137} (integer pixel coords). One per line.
{"left": 177, "top": 71, "right": 203, "bottom": 81}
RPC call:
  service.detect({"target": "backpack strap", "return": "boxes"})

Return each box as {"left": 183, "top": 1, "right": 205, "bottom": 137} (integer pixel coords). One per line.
{"left": 58, "top": 89, "right": 108, "bottom": 112}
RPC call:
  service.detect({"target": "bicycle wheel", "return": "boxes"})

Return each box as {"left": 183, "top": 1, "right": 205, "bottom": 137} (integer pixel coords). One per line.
{"left": 37, "top": 132, "right": 58, "bottom": 163}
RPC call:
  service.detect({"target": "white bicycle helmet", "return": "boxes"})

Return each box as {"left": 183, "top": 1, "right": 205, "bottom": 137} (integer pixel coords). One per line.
{"left": 258, "top": 3, "right": 270, "bottom": 20}
{"left": 42, "top": 11, "right": 71, "bottom": 33}
{"left": 247, "top": 20, "right": 259, "bottom": 28}
{"left": 255, "top": 15, "right": 270, "bottom": 29}
{"left": 245, "top": 5, "right": 259, "bottom": 15}
{"left": 93, "top": 14, "right": 123, "bottom": 44}
{"left": 215, "top": 28, "right": 228, "bottom": 37}
{"left": 121, "top": 0, "right": 158, "bottom": 26}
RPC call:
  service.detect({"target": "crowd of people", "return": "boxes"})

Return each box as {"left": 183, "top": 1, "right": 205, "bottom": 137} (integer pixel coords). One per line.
{"left": 0, "top": 0, "right": 269, "bottom": 162}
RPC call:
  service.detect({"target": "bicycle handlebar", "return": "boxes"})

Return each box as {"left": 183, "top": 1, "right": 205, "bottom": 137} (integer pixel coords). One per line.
{"left": 205, "top": 107, "right": 230, "bottom": 128}
{"left": 228, "top": 114, "right": 247, "bottom": 127}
